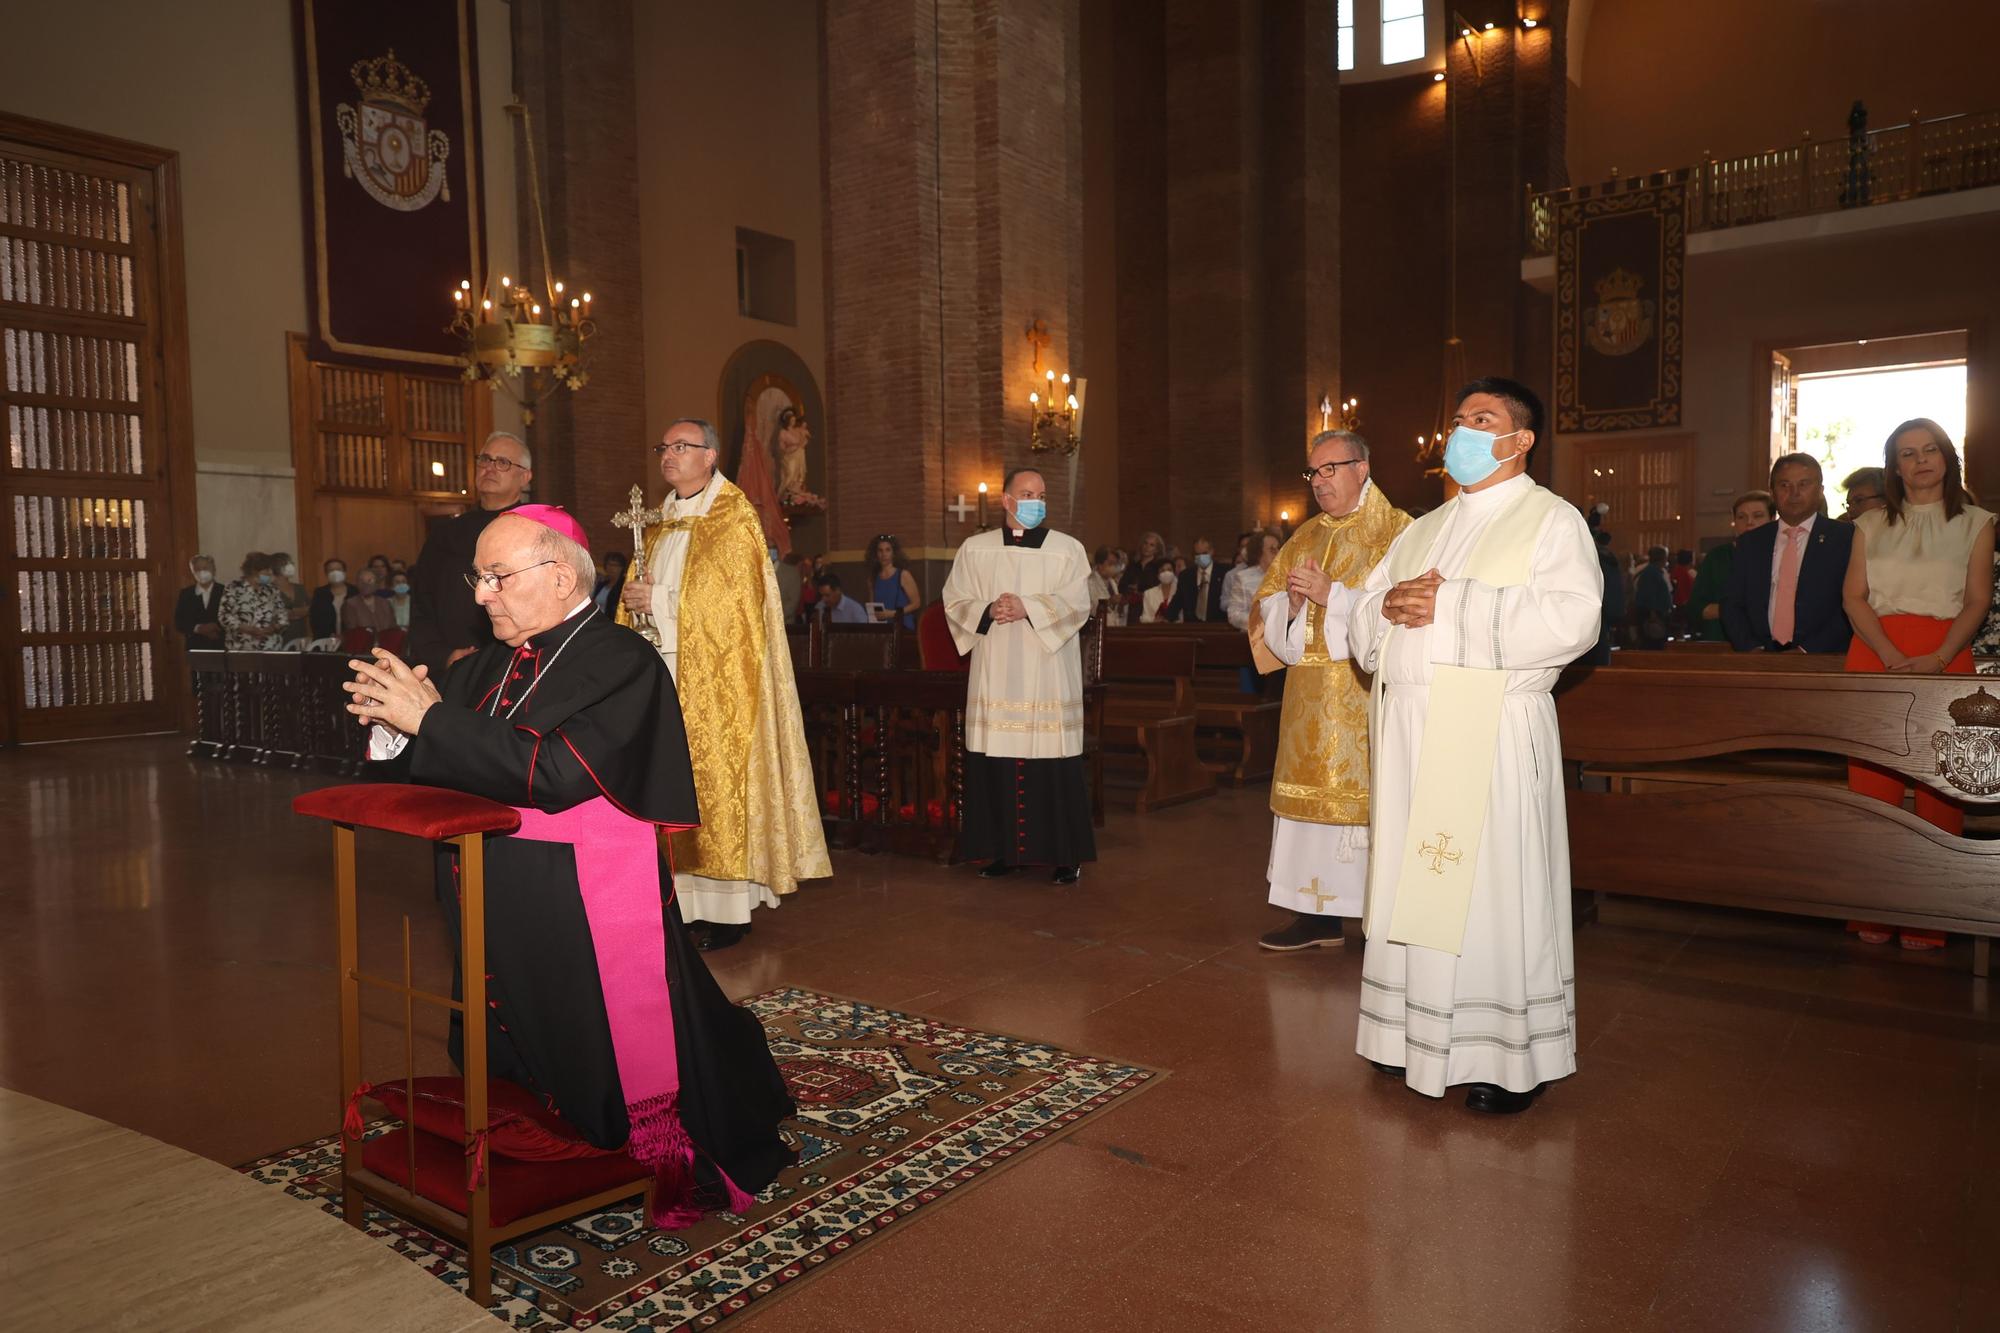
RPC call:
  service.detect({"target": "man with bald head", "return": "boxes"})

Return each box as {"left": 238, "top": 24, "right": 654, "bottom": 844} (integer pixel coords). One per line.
{"left": 351, "top": 503, "right": 795, "bottom": 1225}
{"left": 407, "top": 430, "right": 535, "bottom": 676}
{"left": 942, "top": 466, "right": 1097, "bottom": 884}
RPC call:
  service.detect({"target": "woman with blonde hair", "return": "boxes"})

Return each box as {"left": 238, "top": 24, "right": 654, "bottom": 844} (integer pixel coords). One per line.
{"left": 1842, "top": 417, "right": 1995, "bottom": 948}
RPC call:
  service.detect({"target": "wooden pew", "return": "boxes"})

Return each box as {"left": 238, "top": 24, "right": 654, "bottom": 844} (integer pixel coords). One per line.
{"left": 1557, "top": 658, "right": 2000, "bottom": 976}
{"left": 1108, "top": 624, "right": 1280, "bottom": 786}
{"left": 1098, "top": 635, "right": 1215, "bottom": 812}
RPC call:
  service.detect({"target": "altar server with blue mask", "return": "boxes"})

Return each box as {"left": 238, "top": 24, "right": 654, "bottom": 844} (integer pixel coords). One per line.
{"left": 942, "top": 466, "right": 1097, "bottom": 885}
{"left": 1347, "top": 377, "right": 1602, "bottom": 1114}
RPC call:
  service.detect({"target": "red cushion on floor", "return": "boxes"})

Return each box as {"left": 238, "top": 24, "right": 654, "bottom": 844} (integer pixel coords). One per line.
{"left": 292, "top": 783, "right": 521, "bottom": 840}
{"left": 361, "top": 1076, "right": 619, "bottom": 1162}
{"left": 361, "top": 1126, "right": 650, "bottom": 1228}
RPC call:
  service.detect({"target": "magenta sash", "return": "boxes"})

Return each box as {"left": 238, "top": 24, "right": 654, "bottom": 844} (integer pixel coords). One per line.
{"left": 509, "top": 796, "right": 752, "bottom": 1223}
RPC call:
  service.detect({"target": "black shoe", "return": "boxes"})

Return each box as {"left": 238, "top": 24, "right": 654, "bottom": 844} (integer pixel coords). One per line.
{"left": 696, "top": 921, "right": 751, "bottom": 952}
{"left": 1369, "top": 1060, "right": 1406, "bottom": 1078}
{"left": 1258, "top": 915, "right": 1346, "bottom": 951}
{"left": 1464, "top": 1082, "right": 1544, "bottom": 1115}
{"left": 978, "top": 861, "right": 1015, "bottom": 879}
{"left": 1051, "top": 865, "right": 1081, "bottom": 885}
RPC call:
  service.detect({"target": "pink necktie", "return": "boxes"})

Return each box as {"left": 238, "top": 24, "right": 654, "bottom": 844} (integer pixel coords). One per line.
{"left": 1770, "top": 525, "right": 1804, "bottom": 645}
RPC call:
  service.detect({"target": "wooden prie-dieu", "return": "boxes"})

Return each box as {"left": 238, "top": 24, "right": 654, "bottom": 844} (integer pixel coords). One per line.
{"left": 1558, "top": 648, "right": 2000, "bottom": 976}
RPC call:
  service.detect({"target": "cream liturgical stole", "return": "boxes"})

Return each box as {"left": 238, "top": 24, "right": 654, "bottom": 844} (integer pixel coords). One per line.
{"left": 1366, "top": 482, "right": 1563, "bottom": 955}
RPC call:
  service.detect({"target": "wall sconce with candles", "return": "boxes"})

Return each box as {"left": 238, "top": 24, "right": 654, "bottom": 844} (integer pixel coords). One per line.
{"left": 1025, "top": 319, "right": 1083, "bottom": 457}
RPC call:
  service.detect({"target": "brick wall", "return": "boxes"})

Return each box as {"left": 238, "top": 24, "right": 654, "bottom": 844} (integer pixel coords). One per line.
{"left": 1098, "top": 0, "right": 1339, "bottom": 555}
{"left": 509, "top": 0, "right": 648, "bottom": 555}
{"left": 822, "top": 0, "right": 1084, "bottom": 597}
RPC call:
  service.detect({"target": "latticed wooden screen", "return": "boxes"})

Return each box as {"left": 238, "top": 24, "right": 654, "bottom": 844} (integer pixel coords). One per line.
{"left": 1, "top": 138, "right": 184, "bottom": 741}
{"left": 1567, "top": 435, "right": 1697, "bottom": 562}
{"left": 306, "top": 357, "right": 474, "bottom": 499}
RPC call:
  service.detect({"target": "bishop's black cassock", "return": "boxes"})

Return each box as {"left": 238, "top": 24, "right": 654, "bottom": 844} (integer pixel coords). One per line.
{"left": 369, "top": 605, "right": 795, "bottom": 1216}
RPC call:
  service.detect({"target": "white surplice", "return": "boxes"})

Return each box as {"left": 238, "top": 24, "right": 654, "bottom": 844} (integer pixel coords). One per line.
{"left": 1259, "top": 585, "right": 1368, "bottom": 917}
{"left": 943, "top": 528, "right": 1093, "bottom": 759}
{"left": 1347, "top": 473, "right": 1601, "bottom": 1096}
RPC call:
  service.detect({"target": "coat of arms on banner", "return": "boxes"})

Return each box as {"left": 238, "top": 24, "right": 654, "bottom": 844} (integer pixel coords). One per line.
{"left": 1583, "top": 267, "right": 1655, "bottom": 358}
{"left": 336, "top": 49, "right": 452, "bottom": 212}
{"left": 1932, "top": 685, "right": 2000, "bottom": 796}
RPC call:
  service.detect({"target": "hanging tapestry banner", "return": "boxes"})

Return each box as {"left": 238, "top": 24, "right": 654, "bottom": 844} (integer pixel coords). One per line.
{"left": 296, "top": 0, "right": 483, "bottom": 367}
{"left": 1554, "top": 176, "right": 1685, "bottom": 432}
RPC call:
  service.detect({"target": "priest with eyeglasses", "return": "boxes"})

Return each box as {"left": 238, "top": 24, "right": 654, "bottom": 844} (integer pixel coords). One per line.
{"left": 617, "top": 418, "right": 830, "bottom": 950}
{"left": 405, "top": 430, "right": 535, "bottom": 676}
{"left": 348, "top": 503, "right": 795, "bottom": 1225}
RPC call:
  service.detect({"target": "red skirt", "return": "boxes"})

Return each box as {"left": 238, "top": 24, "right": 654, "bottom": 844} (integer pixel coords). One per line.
{"left": 1845, "top": 614, "right": 1972, "bottom": 834}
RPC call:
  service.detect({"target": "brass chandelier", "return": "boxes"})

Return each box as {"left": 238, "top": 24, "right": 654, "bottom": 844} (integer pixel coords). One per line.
{"left": 448, "top": 102, "right": 595, "bottom": 424}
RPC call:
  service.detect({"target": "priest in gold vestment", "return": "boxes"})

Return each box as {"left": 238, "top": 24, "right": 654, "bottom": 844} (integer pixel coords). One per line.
{"left": 619, "top": 417, "right": 830, "bottom": 950}
{"left": 1250, "top": 430, "right": 1409, "bottom": 952}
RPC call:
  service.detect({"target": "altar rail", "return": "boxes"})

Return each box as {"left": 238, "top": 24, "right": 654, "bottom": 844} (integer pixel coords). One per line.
{"left": 1557, "top": 653, "right": 2000, "bottom": 975}
{"left": 1526, "top": 107, "right": 2000, "bottom": 255}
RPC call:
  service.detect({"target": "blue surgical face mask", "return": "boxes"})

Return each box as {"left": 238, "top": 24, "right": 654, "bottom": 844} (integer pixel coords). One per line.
{"left": 257, "top": 573, "right": 275, "bottom": 586}
{"left": 1013, "top": 498, "right": 1046, "bottom": 529}
{"left": 1442, "top": 425, "right": 1523, "bottom": 487}
{"left": 392, "top": 582, "right": 410, "bottom": 595}
{"left": 1195, "top": 552, "right": 1213, "bottom": 569}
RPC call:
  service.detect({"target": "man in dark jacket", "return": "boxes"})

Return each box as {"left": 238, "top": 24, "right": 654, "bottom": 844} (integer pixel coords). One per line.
{"left": 1722, "top": 454, "right": 1855, "bottom": 653}
{"left": 405, "top": 431, "right": 533, "bottom": 675}
{"left": 174, "top": 555, "right": 224, "bottom": 653}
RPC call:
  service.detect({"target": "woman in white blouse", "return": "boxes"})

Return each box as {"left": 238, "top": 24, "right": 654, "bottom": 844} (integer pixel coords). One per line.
{"left": 1841, "top": 418, "right": 1995, "bottom": 948}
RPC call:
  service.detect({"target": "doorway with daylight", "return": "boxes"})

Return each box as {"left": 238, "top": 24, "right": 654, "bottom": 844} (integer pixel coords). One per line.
{"left": 1770, "top": 331, "right": 1969, "bottom": 512}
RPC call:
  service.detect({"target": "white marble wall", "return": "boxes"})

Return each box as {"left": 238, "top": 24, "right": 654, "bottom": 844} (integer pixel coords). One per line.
{"left": 193, "top": 463, "right": 297, "bottom": 573}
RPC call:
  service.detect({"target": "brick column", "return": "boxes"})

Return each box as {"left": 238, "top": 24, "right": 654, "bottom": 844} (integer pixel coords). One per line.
{"left": 823, "top": 0, "right": 1083, "bottom": 589}
{"left": 509, "top": 0, "right": 647, "bottom": 545}
{"left": 1113, "top": 0, "right": 1338, "bottom": 552}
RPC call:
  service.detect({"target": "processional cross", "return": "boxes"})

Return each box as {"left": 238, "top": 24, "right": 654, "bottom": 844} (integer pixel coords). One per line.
{"left": 1418, "top": 832, "right": 1461, "bottom": 875}
{"left": 612, "top": 483, "right": 665, "bottom": 648}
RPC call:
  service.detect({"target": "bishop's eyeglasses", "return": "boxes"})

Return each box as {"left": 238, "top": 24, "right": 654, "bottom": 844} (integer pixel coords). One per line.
{"left": 464, "top": 559, "right": 558, "bottom": 591}
{"left": 1300, "top": 458, "right": 1365, "bottom": 483}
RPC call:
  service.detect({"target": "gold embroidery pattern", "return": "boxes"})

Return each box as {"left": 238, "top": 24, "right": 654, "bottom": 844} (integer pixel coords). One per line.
{"left": 1256, "top": 487, "right": 1411, "bottom": 826}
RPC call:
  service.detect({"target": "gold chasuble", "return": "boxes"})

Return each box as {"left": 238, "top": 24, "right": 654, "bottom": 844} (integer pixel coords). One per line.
{"left": 1249, "top": 484, "right": 1410, "bottom": 825}
{"left": 1365, "top": 483, "right": 1563, "bottom": 954}
{"left": 617, "top": 478, "right": 830, "bottom": 898}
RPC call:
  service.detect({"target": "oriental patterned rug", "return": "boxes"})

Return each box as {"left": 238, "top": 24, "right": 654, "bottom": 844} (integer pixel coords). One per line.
{"left": 243, "top": 987, "right": 1160, "bottom": 1330}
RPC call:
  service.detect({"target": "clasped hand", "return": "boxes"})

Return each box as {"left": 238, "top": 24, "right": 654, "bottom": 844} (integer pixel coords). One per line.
{"left": 1287, "top": 565, "right": 1333, "bottom": 611}
{"left": 345, "top": 648, "right": 441, "bottom": 735}
{"left": 1382, "top": 569, "right": 1444, "bottom": 628}
{"left": 990, "top": 593, "right": 1029, "bottom": 625}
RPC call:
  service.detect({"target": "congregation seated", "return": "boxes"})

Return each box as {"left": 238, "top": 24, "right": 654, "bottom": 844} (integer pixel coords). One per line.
{"left": 865, "top": 534, "right": 922, "bottom": 628}
{"left": 1139, "top": 558, "right": 1178, "bottom": 622}
{"left": 340, "top": 568, "right": 398, "bottom": 637}
{"left": 1686, "top": 490, "right": 1771, "bottom": 642}
{"left": 1721, "top": 453, "right": 1854, "bottom": 653}
{"left": 219, "top": 552, "right": 289, "bottom": 651}
{"left": 1168, "top": 538, "right": 1231, "bottom": 623}
{"left": 813, "top": 572, "right": 869, "bottom": 624}
{"left": 1632, "top": 544, "right": 1673, "bottom": 649}
{"left": 1225, "top": 531, "right": 1279, "bottom": 630}
{"left": 174, "top": 554, "right": 224, "bottom": 654}
{"left": 1087, "top": 546, "right": 1126, "bottom": 626}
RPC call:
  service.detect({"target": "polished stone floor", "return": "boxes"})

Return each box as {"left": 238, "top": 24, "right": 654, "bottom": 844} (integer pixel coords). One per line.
{"left": 4, "top": 736, "right": 1998, "bottom": 1332}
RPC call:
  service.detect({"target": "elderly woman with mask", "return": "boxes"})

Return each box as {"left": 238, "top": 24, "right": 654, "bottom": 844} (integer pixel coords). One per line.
{"left": 341, "top": 565, "right": 398, "bottom": 638}
{"left": 220, "top": 552, "right": 289, "bottom": 650}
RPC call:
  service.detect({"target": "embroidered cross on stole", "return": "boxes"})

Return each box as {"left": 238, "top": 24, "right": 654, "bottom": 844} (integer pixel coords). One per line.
{"left": 1364, "top": 483, "right": 1562, "bottom": 956}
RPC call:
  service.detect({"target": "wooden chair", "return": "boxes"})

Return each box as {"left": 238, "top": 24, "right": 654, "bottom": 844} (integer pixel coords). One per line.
{"left": 291, "top": 784, "right": 653, "bottom": 1308}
